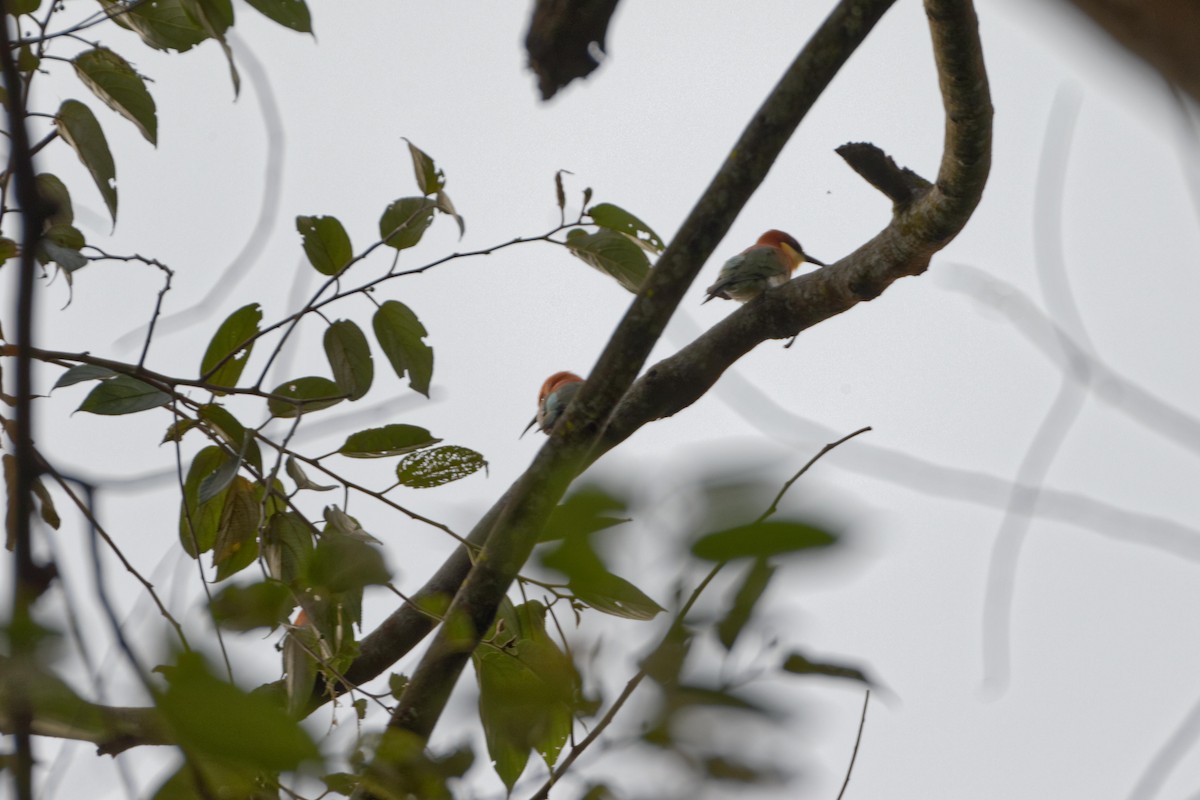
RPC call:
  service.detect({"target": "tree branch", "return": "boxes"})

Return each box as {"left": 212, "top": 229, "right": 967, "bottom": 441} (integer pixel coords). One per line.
{"left": 379, "top": 0, "right": 903, "bottom": 750}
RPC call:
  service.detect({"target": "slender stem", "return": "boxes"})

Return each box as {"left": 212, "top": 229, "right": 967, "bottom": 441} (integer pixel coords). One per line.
{"left": 836, "top": 690, "right": 870, "bottom": 800}
{"left": 1, "top": 5, "right": 51, "bottom": 798}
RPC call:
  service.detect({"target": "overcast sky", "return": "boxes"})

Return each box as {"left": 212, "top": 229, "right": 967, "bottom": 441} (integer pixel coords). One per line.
{"left": 12, "top": 1, "right": 1200, "bottom": 799}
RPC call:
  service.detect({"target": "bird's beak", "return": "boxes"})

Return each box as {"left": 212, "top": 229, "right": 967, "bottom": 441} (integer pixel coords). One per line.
{"left": 519, "top": 416, "right": 538, "bottom": 439}
{"left": 806, "top": 254, "right": 828, "bottom": 267}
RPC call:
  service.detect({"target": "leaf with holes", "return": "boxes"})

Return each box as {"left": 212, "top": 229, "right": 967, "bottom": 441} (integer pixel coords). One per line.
{"left": 405, "top": 139, "right": 444, "bottom": 195}
{"left": 565, "top": 228, "right": 650, "bottom": 293}
{"left": 587, "top": 202, "right": 664, "bottom": 252}
{"left": 267, "top": 376, "right": 345, "bottom": 418}
{"left": 297, "top": 215, "right": 352, "bottom": 276}
{"left": 372, "top": 300, "right": 433, "bottom": 397}
{"left": 378, "top": 197, "right": 435, "bottom": 250}
{"left": 395, "top": 446, "right": 486, "bottom": 488}
{"left": 200, "top": 303, "right": 261, "bottom": 390}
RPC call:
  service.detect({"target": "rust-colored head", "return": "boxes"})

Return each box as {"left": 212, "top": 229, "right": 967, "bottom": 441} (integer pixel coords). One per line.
{"left": 756, "top": 229, "right": 825, "bottom": 269}
{"left": 538, "top": 371, "right": 584, "bottom": 403}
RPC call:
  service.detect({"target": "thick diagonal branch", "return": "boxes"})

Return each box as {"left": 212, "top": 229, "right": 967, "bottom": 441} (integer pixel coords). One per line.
{"left": 382, "top": 0, "right": 902, "bottom": 746}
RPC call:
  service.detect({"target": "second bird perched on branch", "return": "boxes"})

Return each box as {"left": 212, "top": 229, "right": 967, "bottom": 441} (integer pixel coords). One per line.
{"left": 703, "top": 229, "right": 826, "bottom": 303}
{"left": 522, "top": 371, "right": 585, "bottom": 437}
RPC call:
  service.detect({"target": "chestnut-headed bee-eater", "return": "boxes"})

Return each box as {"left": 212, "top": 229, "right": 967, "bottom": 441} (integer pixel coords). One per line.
{"left": 703, "top": 229, "right": 826, "bottom": 303}
{"left": 521, "top": 371, "right": 585, "bottom": 437}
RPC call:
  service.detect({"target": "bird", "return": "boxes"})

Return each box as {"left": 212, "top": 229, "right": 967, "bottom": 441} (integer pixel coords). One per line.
{"left": 521, "top": 371, "right": 585, "bottom": 437}
{"left": 703, "top": 229, "right": 826, "bottom": 303}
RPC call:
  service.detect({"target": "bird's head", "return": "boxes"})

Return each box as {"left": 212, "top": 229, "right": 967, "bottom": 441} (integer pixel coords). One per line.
{"left": 538, "top": 371, "right": 584, "bottom": 405}
{"left": 757, "top": 229, "right": 826, "bottom": 271}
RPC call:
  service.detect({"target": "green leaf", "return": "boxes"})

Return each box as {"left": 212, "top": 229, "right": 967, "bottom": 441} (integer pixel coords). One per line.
{"left": 267, "top": 376, "right": 345, "bottom": 418}
{"left": 40, "top": 224, "right": 89, "bottom": 272}
{"left": 324, "top": 320, "right": 373, "bottom": 400}
{"left": 53, "top": 364, "right": 116, "bottom": 389}
{"left": 296, "top": 215, "right": 352, "bottom": 276}
{"left": 474, "top": 601, "right": 578, "bottom": 790}
{"left": 307, "top": 535, "right": 390, "bottom": 594}
{"left": 363, "top": 730, "right": 473, "bottom": 800}
{"left": 16, "top": 45, "right": 39, "bottom": 72}
{"left": 587, "top": 203, "right": 664, "bottom": 252}
{"left": 161, "top": 418, "right": 197, "bottom": 444}
{"left": 435, "top": 190, "right": 464, "bottom": 238}
{"left": 158, "top": 651, "right": 319, "bottom": 770}
{"left": 199, "top": 303, "right": 261, "bottom": 389}
{"left": 178, "top": 0, "right": 239, "bottom": 93}
{"left": 179, "top": 447, "right": 229, "bottom": 557}
{"left": 43, "top": 223, "right": 85, "bottom": 251}
{"left": 570, "top": 572, "right": 663, "bottom": 621}
{"left": 8, "top": 0, "right": 41, "bottom": 14}
{"left": 322, "top": 505, "right": 381, "bottom": 544}
{"left": 55, "top": 100, "right": 117, "bottom": 224}
{"left": 322, "top": 773, "right": 359, "bottom": 797}
{"left": 554, "top": 170, "right": 568, "bottom": 213}
{"left": 36, "top": 174, "right": 73, "bottom": 226}
{"left": 540, "top": 519, "right": 663, "bottom": 621}
{"left": 212, "top": 477, "right": 260, "bottom": 581}
{"left": 378, "top": 196, "right": 435, "bottom": 250}
{"left": 338, "top": 424, "right": 440, "bottom": 458}
{"left": 72, "top": 47, "right": 158, "bottom": 144}
{"left": 0, "top": 238, "right": 16, "bottom": 266}
{"left": 396, "top": 445, "right": 486, "bottom": 488}
{"left": 372, "top": 300, "right": 433, "bottom": 397}
{"left": 262, "top": 511, "right": 314, "bottom": 583}
{"left": 197, "top": 451, "right": 240, "bottom": 504}
{"left": 564, "top": 228, "right": 650, "bottom": 293}
{"left": 781, "top": 651, "right": 872, "bottom": 685}
{"left": 691, "top": 520, "right": 837, "bottom": 562}
{"left": 98, "top": 0, "right": 209, "bottom": 52}
{"left": 716, "top": 558, "right": 776, "bottom": 650}
{"left": 32, "top": 478, "right": 60, "bottom": 530}
{"left": 285, "top": 456, "right": 335, "bottom": 492}
{"left": 405, "top": 139, "right": 444, "bottom": 195}
{"left": 541, "top": 485, "right": 630, "bottom": 543}
{"left": 151, "top": 761, "right": 260, "bottom": 800}
{"left": 209, "top": 581, "right": 294, "bottom": 631}
{"left": 196, "top": 404, "right": 261, "bottom": 471}
{"left": 244, "top": 0, "right": 311, "bottom": 32}
{"left": 41, "top": 242, "right": 87, "bottom": 272}
{"left": 388, "top": 673, "right": 409, "bottom": 700}
{"left": 78, "top": 374, "right": 169, "bottom": 415}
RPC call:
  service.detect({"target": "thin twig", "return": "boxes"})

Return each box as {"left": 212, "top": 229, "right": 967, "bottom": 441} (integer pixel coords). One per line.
{"left": 835, "top": 690, "right": 870, "bottom": 800}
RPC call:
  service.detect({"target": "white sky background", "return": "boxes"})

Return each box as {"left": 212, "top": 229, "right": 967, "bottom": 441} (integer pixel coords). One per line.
{"left": 7, "top": 0, "right": 1200, "bottom": 798}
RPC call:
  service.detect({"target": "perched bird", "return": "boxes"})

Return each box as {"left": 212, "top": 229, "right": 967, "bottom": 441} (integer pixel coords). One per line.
{"left": 703, "top": 229, "right": 826, "bottom": 303}
{"left": 521, "top": 371, "right": 585, "bottom": 437}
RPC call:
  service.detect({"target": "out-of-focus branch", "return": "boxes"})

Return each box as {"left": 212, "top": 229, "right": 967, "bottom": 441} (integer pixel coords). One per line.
{"left": 379, "top": 0, "right": 903, "bottom": 750}
{"left": 1064, "top": 0, "right": 1200, "bottom": 105}
{"left": 524, "top": 0, "right": 621, "bottom": 100}
{"left": 0, "top": 656, "right": 171, "bottom": 755}
{"left": 1, "top": 5, "right": 56, "bottom": 799}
